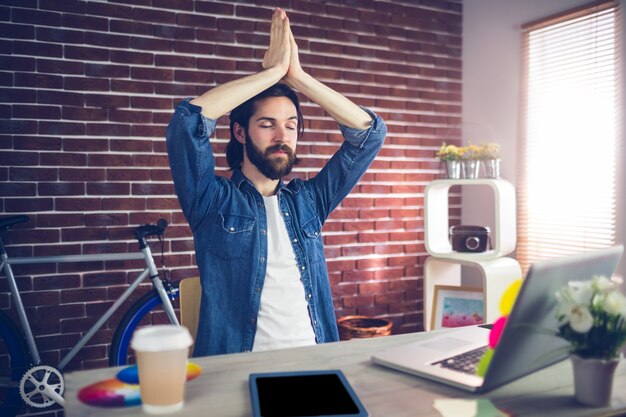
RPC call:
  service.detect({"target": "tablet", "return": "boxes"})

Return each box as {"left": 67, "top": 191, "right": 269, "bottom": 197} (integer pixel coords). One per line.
{"left": 249, "top": 369, "right": 369, "bottom": 417}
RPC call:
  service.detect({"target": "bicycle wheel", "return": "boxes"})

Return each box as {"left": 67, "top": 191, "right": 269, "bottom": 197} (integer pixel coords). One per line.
{"left": 109, "top": 286, "right": 180, "bottom": 367}
{"left": 0, "top": 309, "right": 30, "bottom": 417}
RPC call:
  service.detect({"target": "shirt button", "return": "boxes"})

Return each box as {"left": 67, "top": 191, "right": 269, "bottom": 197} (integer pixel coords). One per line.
{"left": 293, "top": 238, "right": 298, "bottom": 243}
{"left": 249, "top": 319, "right": 255, "bottom": 324}
{"left": 314, "top": 232, "right": 319, "bottom": 236}
{"left": 301, "top": 265, "right": 305, "bottom": 271}
{"left": 313, "top": 320, "right": 317, "bottom": 325}
{"left": 308, "top": 293, "right": 312, "bottom": 298}
{"left": 284, "top": 212, "right": 289, "bottom": 216}
{"left": 261, "top": 229, "right": 266, "bottom": 235}
{"left": 255, "top": 287, "right": 261, "bottom": 293}
{"left": 229, "top": 227, "right": 235, "bottom": 232}
{"left": 260, "top": 257, "right": 265, "bottom": 263}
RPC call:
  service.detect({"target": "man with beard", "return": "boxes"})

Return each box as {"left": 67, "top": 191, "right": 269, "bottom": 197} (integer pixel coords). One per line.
{"left": 166, "top": 8, "right": 386, "bottom": 356}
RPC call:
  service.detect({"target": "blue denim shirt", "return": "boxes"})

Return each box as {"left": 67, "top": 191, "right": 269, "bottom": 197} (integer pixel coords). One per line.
{"left": 166, "top": 99, "right": 386, "bottom": 356}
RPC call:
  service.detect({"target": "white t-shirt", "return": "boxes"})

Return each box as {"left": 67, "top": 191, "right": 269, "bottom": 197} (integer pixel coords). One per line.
{"left": 252, "top": 195, "right": 317, "bottom": 352}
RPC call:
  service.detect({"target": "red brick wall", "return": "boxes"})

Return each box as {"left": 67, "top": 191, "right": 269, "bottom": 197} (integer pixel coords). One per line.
{"left": 0, "top": 0, "right": 461, "bottom": 411}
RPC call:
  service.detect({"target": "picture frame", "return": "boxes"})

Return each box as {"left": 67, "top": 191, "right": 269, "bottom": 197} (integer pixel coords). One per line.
{"left": 431, "top": 285, "right": 484, "bottom": 330}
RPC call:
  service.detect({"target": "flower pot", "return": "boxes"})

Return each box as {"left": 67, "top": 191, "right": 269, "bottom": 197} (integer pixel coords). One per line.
{"left": 337, "top": 315, "right": 393, "bottom": 340}
{"left": 570, "top": 354, "right": 621, "bottom": 407}
{"left": 462, "top": 160, "right": 480, "bottom": 179}
{"left": 483, "top": 158, "right": 501, "bottom": 178}
{"left": 442, "top": 160, "right": 462, "bottom": 179}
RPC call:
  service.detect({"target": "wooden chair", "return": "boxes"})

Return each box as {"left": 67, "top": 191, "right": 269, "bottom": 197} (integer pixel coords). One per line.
{"left": 179, "top": 277, "right": 201, "bottom": 349}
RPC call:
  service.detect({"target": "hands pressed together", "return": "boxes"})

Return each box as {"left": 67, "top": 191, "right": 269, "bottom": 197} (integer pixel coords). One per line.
{"left": 262, "top": 8, "right": 304, "bottom": 86}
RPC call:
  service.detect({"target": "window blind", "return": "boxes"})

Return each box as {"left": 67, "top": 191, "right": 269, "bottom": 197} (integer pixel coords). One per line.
{"left": 517, "top": 0, "right": 622, "bottom": 272}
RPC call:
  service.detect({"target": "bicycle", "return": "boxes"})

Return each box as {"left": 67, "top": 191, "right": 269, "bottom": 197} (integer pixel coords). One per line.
{"left": 0, "top": 215, "right": 182, "bottom": 417}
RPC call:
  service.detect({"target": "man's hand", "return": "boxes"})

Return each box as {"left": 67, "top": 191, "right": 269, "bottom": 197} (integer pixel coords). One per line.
{"left": 284, "top": 27, "right": 306, "bottom": 85}
{"left": 262, "top": 8, "right": 291, "bottom": 76}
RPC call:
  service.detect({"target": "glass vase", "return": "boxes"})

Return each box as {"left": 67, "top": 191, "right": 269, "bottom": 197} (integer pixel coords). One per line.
{"left": 570, "top": 354, "right": 621, "bottom": 407}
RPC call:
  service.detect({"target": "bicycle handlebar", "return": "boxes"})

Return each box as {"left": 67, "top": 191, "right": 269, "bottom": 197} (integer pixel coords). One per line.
{"left": 135, "top": 219, "right": 168, "bottom": 247}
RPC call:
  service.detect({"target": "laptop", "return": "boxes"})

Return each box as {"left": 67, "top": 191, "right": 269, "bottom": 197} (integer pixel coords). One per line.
{"left": 372, "top": 245, "right": 624, "bottom": 393}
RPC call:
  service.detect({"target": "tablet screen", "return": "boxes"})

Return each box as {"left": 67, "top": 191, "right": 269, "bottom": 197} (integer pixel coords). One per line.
{"left": 249, "top": 370, "right": 368, "bottom": 417}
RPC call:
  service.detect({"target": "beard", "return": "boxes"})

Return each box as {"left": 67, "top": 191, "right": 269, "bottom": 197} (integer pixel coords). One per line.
{"left": 245, "top": 131, "right": 297, "bottom": 180}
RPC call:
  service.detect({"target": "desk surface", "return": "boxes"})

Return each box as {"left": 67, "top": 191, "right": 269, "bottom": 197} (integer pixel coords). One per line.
{"left": 64, "top": 331, "right": 626, "bottom": 417}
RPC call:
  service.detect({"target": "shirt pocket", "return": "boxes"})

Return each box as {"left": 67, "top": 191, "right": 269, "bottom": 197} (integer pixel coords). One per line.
{"left": 207, "top": 213, "right": 255, "bottom": 259}
{"left": 301, "top": 216, "right": 324, "bottom": 264}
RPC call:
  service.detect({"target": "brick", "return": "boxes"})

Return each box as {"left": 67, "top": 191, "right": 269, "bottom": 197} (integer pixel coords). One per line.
{"left": 131, "top": 36, "right": 173, "bottom": 52}
{"left": 0, "top": 182, "right": 36, "bottom": 196}
{"left": 102, "top": 198, "right": 146, "bottom": 211}
{"left": 111, "top": 79, "right": 156, "bottom": 95}
{"left": 64, "top": 76, "right": 110, "bottom": 92}
{"left": 13, "top": 135, "right": 62, "bottom": 150}
{"left": 111, "top": 49, "right": 154, "bottom": 65}
{"left": 85, "top": 93, "right": 129, "bottom": 109}
{"left": 59, "top": 168, "right": 105, "bottom": 181}
{"left": 61, "top": 12, "right": 107, "bottom": 31}
{"left": 85, "top": 122, "right": 131, "bottom": 136}
{"left": 38, "top": 182, "right": 85, "bottom": 196}
{"left": 86, "top": 182, "right": 130, "bottom": 195}
{"left": 10, "top": 167, "right": 58, "bottom": 181}
{"left": 4, "top": 197, "right": 53, "bottom": 212}
{"left": 39, "top": 121, "right": 85, "bottom": 136}
{"left": 37, "top": 58, "right": 84, "bottom": 75}
{"left": 62, "top": 106, "right": 107, "bottom": 121}
{"left": 55, "top": 197, "right": 101, "bottom": 212}
{"left": 63, "top": 138, "right": 108, "bottom": 152}
{"left": 86, "top": 63, "right": 129, "bottom": 78}
{"left": 14, "top": 72, "right": 63, "bottom": 89}
{"left": 107, "top": 168, "right": 151, "bottom": 181}
{"left": 38, "top": 90, "right": 84, "bottom": 106}
{"left": 109, "top": 110, "right": 152, "bottom": 124}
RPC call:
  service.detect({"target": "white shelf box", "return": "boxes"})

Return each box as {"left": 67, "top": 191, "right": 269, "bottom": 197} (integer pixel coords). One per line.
{"left": 423, "top": 256, "right": 522, "bottom": 331}
{"left": 425, "top": 179, "right": 516, "bottom": 260}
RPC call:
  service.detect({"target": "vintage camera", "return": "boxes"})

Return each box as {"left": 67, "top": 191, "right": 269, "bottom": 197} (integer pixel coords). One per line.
{"left": 449, "top": 225, "right": 491, "bottom": 253}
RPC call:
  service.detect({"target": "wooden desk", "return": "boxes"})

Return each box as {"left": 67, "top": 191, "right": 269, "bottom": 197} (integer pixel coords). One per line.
{"left": 64, "top": 332, "right": 626, "bottom": 417}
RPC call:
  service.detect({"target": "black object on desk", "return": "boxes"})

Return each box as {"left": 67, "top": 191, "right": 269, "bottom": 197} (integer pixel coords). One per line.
{"left": 249, "top": 369, "right": 368, "bottom": 417}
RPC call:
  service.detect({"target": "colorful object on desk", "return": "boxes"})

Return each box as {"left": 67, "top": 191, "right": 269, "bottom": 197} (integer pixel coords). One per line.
{"left": 476, "top": 280, "right": 522, "bottom": 377}
{"left": 77, "top": 362, "right": 202, "bottom": 408}
{"left": 77, "top": 378, "right": 141, "bottom": 407}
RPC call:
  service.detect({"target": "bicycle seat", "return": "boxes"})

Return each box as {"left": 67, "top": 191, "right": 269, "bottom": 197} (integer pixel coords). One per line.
{"left": 0, "top": 215, "right": 30, "bottom": 231}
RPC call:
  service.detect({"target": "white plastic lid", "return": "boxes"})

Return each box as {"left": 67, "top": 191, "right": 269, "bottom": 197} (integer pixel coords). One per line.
{"left": 130, "top": 325, "right": 193, "bottom": 352}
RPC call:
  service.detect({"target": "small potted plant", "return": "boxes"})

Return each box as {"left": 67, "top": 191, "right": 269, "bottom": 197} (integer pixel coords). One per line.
{"left": 478, "top": 142, "right": 501, "bottom": 178}
{"left": 459, "top": 143, "right": 481, "bottom": 179}
{"left": 555, "top": 275, "right": 626, "bottom": 406}
{"left": 435, "top": 143, "right": 462, "bottom": 179}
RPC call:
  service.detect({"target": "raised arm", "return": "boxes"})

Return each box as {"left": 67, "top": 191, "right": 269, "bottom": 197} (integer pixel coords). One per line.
{"left": 190, "top": 8, "right": 291, "bottom": 120}
{"left": 283, "top": 25, "right": 372, "bottom": 130}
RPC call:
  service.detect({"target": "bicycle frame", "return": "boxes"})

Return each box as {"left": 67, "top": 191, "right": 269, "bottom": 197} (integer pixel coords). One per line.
{"left": 0, "top": 244, "right": 180, "bottom": 372}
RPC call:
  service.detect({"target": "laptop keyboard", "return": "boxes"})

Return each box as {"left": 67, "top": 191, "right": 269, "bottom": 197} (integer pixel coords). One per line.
{"left": 432, "top": 345, "right": 489, "bottom": 375}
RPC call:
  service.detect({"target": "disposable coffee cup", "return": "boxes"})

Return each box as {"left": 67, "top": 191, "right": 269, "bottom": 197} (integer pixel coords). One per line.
{"left": 130, "top": 325, "right": 193, "bottom": 414}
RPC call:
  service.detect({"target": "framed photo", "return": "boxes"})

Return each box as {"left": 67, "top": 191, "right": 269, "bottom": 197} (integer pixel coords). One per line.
{"left": 431, "top": 285, "right": 484, "bottom": 330}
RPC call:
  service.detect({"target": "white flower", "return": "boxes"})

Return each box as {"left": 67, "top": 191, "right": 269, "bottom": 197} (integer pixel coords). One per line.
{"left": 598, "top": 291, "right": 626, "bottom": 317}
{"left": 568, "top": 304, "right": 594, "bottom": 333}
{"left": 569, "top": 281, "right": 594, "bottom": 305}
{"left": 591, "top": 275, "right": 615, "bottom": 294}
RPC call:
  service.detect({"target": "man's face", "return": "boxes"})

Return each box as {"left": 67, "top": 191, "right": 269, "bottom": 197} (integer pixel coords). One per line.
{"left": 243, "top": 96, "right": 298, "bottom": 180}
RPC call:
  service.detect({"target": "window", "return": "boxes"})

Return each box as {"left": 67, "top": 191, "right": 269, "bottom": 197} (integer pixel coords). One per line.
{"left": 517, "top": 1, "right": 622, "bottom": 272}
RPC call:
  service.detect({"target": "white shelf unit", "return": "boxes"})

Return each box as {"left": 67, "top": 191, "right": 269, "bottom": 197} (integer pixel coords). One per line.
{"left": 423, "top": 256, "right": 522, "bottom": 331}
{"left": 424, "top": 179, "right": 516, "bottom": 261}
{"left": 423, "top": 178, "right": 522, "bottom": 331}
